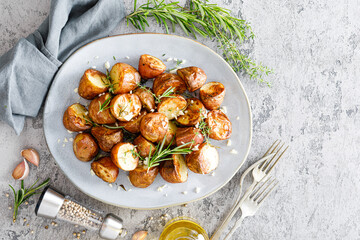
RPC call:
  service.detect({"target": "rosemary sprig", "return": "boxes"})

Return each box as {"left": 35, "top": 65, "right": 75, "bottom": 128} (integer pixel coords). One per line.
{"left": 103, "top": 70, "right": 118, "bottom": 94}
{"left": 126, "top": 0, "right": 272, "bottom": 86}
{"left": 198, "top": 109, "right": 211, "bottom": 142}
{"left": 137, "top": 83, "right": 175, "bottom": 103}
{"left": 9, "top": 178, "right": 50, "bottom": 222}
{"left": 98, "top": 96, "right": 112, "bottom": 113}
{"left": 168, "top": 59, "right": 183, "bottom": 72}
{"left": 132, "top": 136, "right": 193, "bottom": 169}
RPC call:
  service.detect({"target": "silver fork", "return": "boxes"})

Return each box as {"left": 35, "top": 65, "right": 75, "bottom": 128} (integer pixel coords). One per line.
{"left": 211, "top": 140, "right": 288, "bottom": 240}
{"left": 224, "top": 176, "right": 279, "bottom": 240}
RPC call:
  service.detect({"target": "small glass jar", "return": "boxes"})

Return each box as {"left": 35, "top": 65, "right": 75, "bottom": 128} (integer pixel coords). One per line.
{"left": 159, "top": 216, "right": 209, "bottom": 240}
{"left": 35, "top": 187, "right": 125, "bottom": 240}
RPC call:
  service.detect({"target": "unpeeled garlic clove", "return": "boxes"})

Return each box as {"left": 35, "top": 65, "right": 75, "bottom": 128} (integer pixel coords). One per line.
{"left": 12, "top": 159, "right": 29, "bottom": 180}
{"left": 21, "top": 148, "right": 40, "bottom": 167}
{"left": 131, "top": 230, "right": 148, "bottom": 240}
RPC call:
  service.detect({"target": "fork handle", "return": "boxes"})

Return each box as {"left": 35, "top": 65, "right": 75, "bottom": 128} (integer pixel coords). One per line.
{"left": 223, "top": 215, "right": 246, "bottom": 240}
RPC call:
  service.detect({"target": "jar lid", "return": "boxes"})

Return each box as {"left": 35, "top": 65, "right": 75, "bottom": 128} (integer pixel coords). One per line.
{"left": 35, "top": 186, "right": 65, "bottom": 219}
{"left": 99, "top": 214, "right": 124, "bottom": 240}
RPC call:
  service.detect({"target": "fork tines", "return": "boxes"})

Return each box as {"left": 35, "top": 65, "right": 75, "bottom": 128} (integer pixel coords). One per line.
{"left": 250, "top": 176, "right": 279, "bottom": 204}
{"left": 260, "top": 140, "right": 289, "bottom": 174}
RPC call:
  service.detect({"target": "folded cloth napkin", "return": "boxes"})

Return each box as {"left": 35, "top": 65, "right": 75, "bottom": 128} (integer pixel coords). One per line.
{"left": 0, "top": 0, "right": 125, "bottom": 134}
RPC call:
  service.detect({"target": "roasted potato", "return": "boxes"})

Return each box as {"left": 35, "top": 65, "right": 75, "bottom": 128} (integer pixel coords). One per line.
{"left": 91, "top": 126, "right": 123, "bottom": 152}
{"left": 129, "top": 165, "right": 159, "bottom": 188}
{"left": 110, "top": 94, "right": 142, "bottom": 121}
{"left": 133, "top": 135, "right": 156, "bottom": 158}
{"left": 78, "top": 69, "right": 108, "bottom": 100}
{"left": 73, "top": 133, "right": 99, "bottom": 162}
{"left": 140, "top": 113, "right": 169, "bottom": 142}
{"left": 88, "top": 93, "right": 116, "bottom": 124}
{"left": 133, "top": 87, "right": 156, "bottom": 112}
{"left": 111, "top": 142, "right": 139, "bottom": 171}
{"left": 138, "top": 54, "right": 166, "bottom": 79}
{"left": 160, "top": 154, "right": 188, "bottom": 183}
{"left": 176, "top": 98, "right": 206, "bottom": 126}
{"left": 177, "top": 67, "right": 207, "bottom": 92}
{"left": 200, "top": 82, "right": 225, "bottom": 110}
{"left": 175, "top": 127, "right": 204, "bottom": 148}
{"left": 205, "top": 110, "right": 232, "bottom": 140}
{"left": 162, "top": 120, "right": 178, "bottom": 146}
{"left": 186, "top": 143, "right": 219, "bottom": 174}
{"left": 63, "top": 103, "right": 92, "bottom": 132}
{"left": 91, "top": 157, "right": 119, "bottom": 183}
{"left": 110, "top": 63, "right": 141, "bottom": 94}
{"left": 157, "top": 95, "right": 187, "bottom": 120}
{"left": 118, "top": 110, "right": 147, "bottom": 133}
{"left": 153, "top": 73, "right": 187, "bottom": 97}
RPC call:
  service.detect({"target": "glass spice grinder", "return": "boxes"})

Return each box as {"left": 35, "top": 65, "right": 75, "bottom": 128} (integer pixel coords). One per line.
{"left": 35, "top": 187, "right": 125, "bottom": 240}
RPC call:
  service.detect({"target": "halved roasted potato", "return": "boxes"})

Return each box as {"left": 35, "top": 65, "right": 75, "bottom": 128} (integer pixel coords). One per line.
{"left": 129, "top": 165, "right": 159, "bottom": 188}
{"left": 157, "top": 95, "right": 187, "bottom": 120}
{"left": 140, "top": 113, "right": 169, "bottom": 142}
{"left": 133, "top": 135, "right": 156, "bottom": 158}
{"left": 63, "top": 103, "right": 92, "bottom": 132}
{"left": 205, "top": 110, "right": 232, "bottom": 140}
{"left": 200, "top": 82, "right": 225, "bottom": 110}
{"left": 110, "top": 94, "right": 142, "bottom": 121}
{"left": 176, "top": 98, "right": 206, "bottom": 126}
{"left": 78, "top": 69, "right": 108, "bottom": 100}
{"left": 162, "top": 120, "right": 178, "bottom": 146}
{"left": 91, "top": 126, "right": 123, "bottom": 152}
{"left": 88, "top": 93, "right": 116, "bottom": 124}
{"left": 111, "top": 142, "right": 139, "bottom": 171}
{"left": 138, "top": 54, "right": 166, "bottom": 79}
{"left": 177, "top": 67, "right": 207, "bottom": 92}
{"left": 91, "top": 156, "right": 119, "bottom": 183}
{"left": 118, "top": 110, "right": 147, "bottom": 133}
{"left": 175, "top": 127, "right": 204, "bottom": 148}
{"left": 153, "top": 73, "right": 187, "bottom": 97}
{"left": 186, "top": 143, "right": 219, "bottom": 174}
{"left": 110, "top": 63, "right": 141, "bottom": 94}
{"left": 73, "top": 133, "right": 99, "bottom": 162}
{"left": 133, "top": 87, "right": 156, "bottom": 112}
{"left": 160, "top": 154, "right": 188, "bottom": 183}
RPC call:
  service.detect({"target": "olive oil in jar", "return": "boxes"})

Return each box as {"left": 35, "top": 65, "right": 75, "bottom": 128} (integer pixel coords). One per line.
{"left": 159, "top": 217, "right": 209, "bottom": 240}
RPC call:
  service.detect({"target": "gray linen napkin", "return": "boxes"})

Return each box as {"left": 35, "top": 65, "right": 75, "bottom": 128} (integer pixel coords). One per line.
{"left": 0, "top": 0, "right": 125, "bottom": 134}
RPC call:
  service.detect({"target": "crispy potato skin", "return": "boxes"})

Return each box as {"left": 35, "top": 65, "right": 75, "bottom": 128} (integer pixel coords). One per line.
{"left": 176, "top": 127, "right": 204, "bottom": 147}
{"left": 186, "top": 143, "right": 219, "bottom": 174}
{"left": 110, "top": 63, "right": 141, "bottom": 94}
{"left": 133, "top": 135, "right": 156, "bottom": 158}
{"left": 153, "top": 73, "right": 187, "bottom": 97}
{"left": 88, "top": 93, "right": 116, "bottom": 124}
{"left": 200, "top": 82, "right": 225, "bottom": 110}
{"left": 157, "top": 95, "right": 187, "bottom": 120}
{"left": 140, "top": 113, "right": 169, "bottom": 142}
{"left": 118, "top": 110, "right": 147, "bottom": 133}
{"left": 176, "top": 98, "right": 205, "bottom": 126}
{"left": 133, "top": 87, "right": 156, "bottom": 112}
{"left": 160, "top": 154, "right": 188, "bottom": 183}
{"left": 177, "top": 67, "right": 207, "bottom": 92}
{"left": 111, "top": 142, "right": 139, "bottom": 171}
{"left": 78, "top": 69, "right": 108, "bottom": 100}
{"left": 138, "top": 54, "right": 166, "bottom": 79}
{"left": 63, "top": 103, "right": 92, "bottom": 132}
{"left": 162, "top": 121, "right": 178, "bottom": 146}
{"left": 91, "top": 157, "right": 119, "bottom": 183}
{"left": 73, "top": 133, "right": 99, "bottom": 162}
{"left": 129, "top": 165, "right": 159, "bottom": 188}
{"left": 206, "top": 110, "right": 232, "bottom": 140}
{"left": 91, "top": 126, "right": 123, "bottom": 152}
{"left": 110, "top": 94, "right": 142, "bottom": 121}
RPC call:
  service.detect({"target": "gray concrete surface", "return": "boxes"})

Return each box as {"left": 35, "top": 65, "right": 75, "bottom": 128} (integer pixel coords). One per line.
{"left": 1, "top": 0, "right": 360, "bottom": 239}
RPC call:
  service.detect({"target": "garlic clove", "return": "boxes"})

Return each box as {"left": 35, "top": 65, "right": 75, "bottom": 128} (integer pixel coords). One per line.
{"left": 21, "top": 148, "right": 40, "bottom": 167}
{"left": 12, "top": 159, "right": 30, "bottom": 180}
{"left": 131, "top": 230, "right": 148, "bottom": 240}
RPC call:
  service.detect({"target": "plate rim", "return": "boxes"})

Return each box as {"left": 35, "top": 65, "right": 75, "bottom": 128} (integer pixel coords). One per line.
{"left": 43, "top": 32, "right": 253, "bottom": 210}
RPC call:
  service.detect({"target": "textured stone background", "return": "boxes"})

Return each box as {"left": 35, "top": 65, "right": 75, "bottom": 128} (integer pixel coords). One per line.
{"left": 1, "top": 0, "right": 359, "bottom": 239}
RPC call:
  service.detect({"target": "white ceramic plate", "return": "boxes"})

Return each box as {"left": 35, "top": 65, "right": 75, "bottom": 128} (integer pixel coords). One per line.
{"left": 44, "top": 33, "right": 252, "bottom": 209}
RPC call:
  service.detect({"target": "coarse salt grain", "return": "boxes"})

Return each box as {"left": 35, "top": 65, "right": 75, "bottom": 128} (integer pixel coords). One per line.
{"left": 64, "top": 138, "right": 68, "bottom": 143}
{"left": 227, "top": 139, "right": 232, "bottom": 146}
{"left": 104, "top": 61, "right": 110, "bottom": 69}
{"left": 94, "top": 56, "right": 99, "bottom": 59}
{"left": 195, "top": 187, "right": 200, "bottom": 193}
{"left": 67, "top": 130, "right": 73, "bottom": 134}
{"left": 128, "top": 189, "right": 133, "bottom": 192}
{"left": 166, "top": 58, "right": 173, "bottom": 62}
{"left": 90, "top": 169, "right": 95, "bottom": 176}
{"left": 74, "top": 88, "right": 78, "bottom": 93}
{"left": 230, "top": 149, "right": 238, "bottom": 154}
{"left": 69, "top": 138, "right": 74, "bottom": 142}
{"left": 211, "top": 172, "right": 216, "bottom": 176}
{"left": 157, "top": 184, "right": 167, "bottom": 192}
{"left": 125, "top": 56, "right": 130, "bottom": 59}
{"left": 220, "top": 106, "right": 227, "bottom": 114}
{"left": 182, "top": 191, "right": 188, "bottom": 195}
{"left": 108, "top": 184, "right": 113, "bottom": 188}
{"left": 92, "top": 66, "right": 97, "bottom": 69}
{"left": 236, "top": 116, "right": 240, "bottom": 120}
